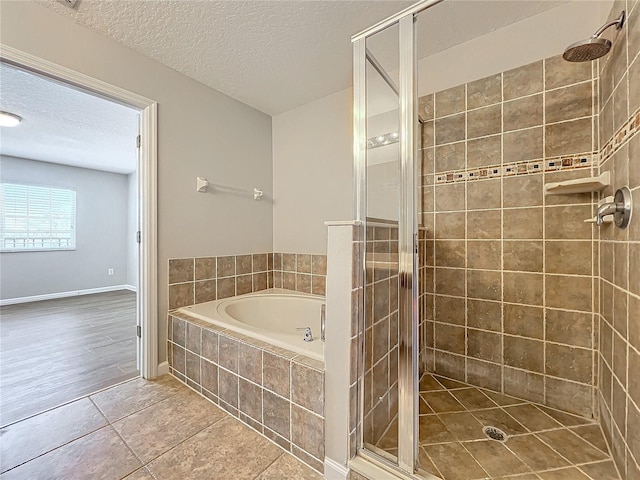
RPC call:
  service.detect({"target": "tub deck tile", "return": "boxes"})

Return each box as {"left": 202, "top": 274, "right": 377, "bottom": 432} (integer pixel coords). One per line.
{"left": 292, "top": 354, "right": 324, "bottom": 371}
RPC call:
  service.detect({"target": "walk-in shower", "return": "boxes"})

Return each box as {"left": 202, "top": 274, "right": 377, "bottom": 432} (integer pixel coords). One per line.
{"left": 351, "top": 1, "right": 639, "bottom": 479}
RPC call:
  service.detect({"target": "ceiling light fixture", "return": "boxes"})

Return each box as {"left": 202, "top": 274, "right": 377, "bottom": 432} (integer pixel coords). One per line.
{"left": 368, "top": 131, "right": 399, "bottom": 149}
{"left": 0, "top": 111, "right": 22, "bottom": 127}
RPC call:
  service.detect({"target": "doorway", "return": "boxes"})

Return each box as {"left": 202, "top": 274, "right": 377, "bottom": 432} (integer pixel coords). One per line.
{"left": 0, "top": 48, "right": 158, "bottom": 426}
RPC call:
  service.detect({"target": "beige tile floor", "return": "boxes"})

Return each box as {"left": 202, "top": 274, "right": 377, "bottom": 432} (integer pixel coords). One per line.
{"left": 0, "top": 375, "right": 322, "bottom": 480}
{"left": 374, "top": 373, "right": 622, "bottom": 480}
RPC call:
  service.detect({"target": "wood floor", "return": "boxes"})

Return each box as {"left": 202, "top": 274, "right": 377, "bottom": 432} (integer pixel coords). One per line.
{"left": 0, "top": 290, "right": 138, "bottom": 426}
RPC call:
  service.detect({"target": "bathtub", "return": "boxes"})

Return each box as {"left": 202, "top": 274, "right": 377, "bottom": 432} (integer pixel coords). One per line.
{"left": 177, "top": 288, "right": 325, "bottom": 362}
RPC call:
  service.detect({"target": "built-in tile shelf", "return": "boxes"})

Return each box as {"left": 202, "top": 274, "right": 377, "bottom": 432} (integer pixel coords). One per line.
{"left": 544, "top": 171, "right": 610, "bottom": 195}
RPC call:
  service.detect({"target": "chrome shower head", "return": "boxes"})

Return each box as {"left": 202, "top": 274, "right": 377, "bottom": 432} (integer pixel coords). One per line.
{"left": 563, "top": 37, "right": 612, "bottom": 62}
{"left": 563, "top": 10, "right": 625, "bottom": 62}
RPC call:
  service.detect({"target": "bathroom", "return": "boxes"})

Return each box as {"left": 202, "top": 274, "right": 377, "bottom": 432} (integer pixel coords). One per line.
{"left": 162, "top": 0, "right": 640, "bottom": 477}
{"left": 0, "top": 0, "right": 638, "bottom": 479}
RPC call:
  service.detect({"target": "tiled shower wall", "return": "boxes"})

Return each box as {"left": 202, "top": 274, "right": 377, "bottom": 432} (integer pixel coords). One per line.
{"left": 168, "top": 253, "right": 327, "bottom": 310}
{"left": 420, "top": 54, "right": 601, "bottom": 417}
{"left": 362, "top": 225, "right": 400, "bottom": 447}
{"left": 359, "top": 224, "right": 428, "bottom": 451}
{"left": 350, "top": 225, "right": 364, "bottom": 460}
{"left": 597, "top": 1, "right": 640, "bottom": 478}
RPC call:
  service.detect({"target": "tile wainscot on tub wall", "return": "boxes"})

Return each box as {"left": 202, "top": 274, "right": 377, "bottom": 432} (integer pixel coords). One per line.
{"left": 168, "top": 253, "right": 327, "bottom": 310}
{"left": 167, "top": 253, "right": 327, "bottom": 473}
{"left": 168, "top": 312, "right": 326, "bottom": 473}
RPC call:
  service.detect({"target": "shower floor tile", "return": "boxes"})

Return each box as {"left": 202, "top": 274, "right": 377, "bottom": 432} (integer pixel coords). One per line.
{"left": 375, "top": 373, "right": 622, "bottom": 480}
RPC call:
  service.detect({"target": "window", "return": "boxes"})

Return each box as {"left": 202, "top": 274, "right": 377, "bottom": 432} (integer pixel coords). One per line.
{"left": 0, "top": 182, "right": 76, "bottom": 252}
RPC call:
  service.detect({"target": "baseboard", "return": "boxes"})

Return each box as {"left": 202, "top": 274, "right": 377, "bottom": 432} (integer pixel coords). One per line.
{"left": 324, "top": 458, "right": 350, "bottom": 480}
{"left": 0, "top": 285, "right": 132, "bottom": 306}
{"left": 124, "top": 284, "right": 138, "bottom": 292}
{"left": 157, "top": 361, "right": 170, "bottom": 376}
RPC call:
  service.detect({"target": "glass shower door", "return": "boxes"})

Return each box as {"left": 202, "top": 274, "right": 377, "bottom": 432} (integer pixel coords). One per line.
{"left": 354, "top": 13, "right": 421, "bottom": 474}
{"left": 360, "top": 23, "right": 401, "bottom": 464}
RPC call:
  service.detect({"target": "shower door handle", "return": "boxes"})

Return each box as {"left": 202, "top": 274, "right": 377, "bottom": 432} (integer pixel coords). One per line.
{"left": 320, "top": 304, "right": 326, "bottom": 342}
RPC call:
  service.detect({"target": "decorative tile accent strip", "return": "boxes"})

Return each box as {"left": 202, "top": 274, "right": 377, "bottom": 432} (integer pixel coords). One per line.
{"left": 599, "top": 107, "right": 640, "bottom": 165}
{"left": 433, "top": 152, "right": 595, "bottom": 184}
{"left": 168, "top": 312, "right": 325, "bottom": 473}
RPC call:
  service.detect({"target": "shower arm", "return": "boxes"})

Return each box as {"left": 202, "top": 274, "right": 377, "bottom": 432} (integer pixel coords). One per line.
{"left": 592, "top": 12, "right": 625, "bottom": 38}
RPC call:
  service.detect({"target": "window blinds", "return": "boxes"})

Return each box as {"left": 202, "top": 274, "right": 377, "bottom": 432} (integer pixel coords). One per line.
{"left": 0, "top": 182, "right": 76, "bottom": 251}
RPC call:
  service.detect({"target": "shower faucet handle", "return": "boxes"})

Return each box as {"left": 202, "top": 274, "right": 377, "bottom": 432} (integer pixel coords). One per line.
{"left": 596, "top": 187, "right": 632, "bottom": 228}
{"left": 296, "top": 326, "right": 314, "bottom": 342}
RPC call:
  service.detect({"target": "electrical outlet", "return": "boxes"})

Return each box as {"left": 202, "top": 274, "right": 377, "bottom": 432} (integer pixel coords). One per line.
{"left": 108, "top": 268, "right": 114, "bottom": 276}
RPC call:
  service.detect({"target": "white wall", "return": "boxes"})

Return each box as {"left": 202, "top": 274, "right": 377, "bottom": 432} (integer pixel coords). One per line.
{"left": 367, "top": 161, "right": 398, "bottom": 222}
{"left": 0, "top": 156, "right": 128, "bottom": 300}
{"left": 271, "top": 1, "right": 613, "bottom": 253}
{"left": 272, "top": 89, "right": 352, "bottom": 254}
{"left": 415, "top": 1, "right": 613, "bottom": 97}
{"left": 0, "top": 1, "right": 273, "bottom": 362}
{"left": 126, "top": 172, "right": 137, "bottom": 289}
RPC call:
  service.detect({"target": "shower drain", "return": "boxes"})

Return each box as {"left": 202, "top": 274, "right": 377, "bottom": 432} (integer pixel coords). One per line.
{"left": 483, "top": 426, "right": 508, "bottom": 442}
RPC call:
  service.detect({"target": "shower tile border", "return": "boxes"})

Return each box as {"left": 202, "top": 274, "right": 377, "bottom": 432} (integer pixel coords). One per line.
{"left": 599, "top": 107, "right": 640, "bottom": 166}
{"left": 431, "top": 151, "right": 596, "bottom": 185}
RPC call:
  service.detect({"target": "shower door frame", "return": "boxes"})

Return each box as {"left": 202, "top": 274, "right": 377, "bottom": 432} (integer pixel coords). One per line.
{"left": 351, "top": 0, "right": 443, "bottom": 478}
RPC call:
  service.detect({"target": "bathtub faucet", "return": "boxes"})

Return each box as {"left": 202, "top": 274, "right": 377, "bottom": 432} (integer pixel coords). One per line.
{"left": 296, "top": 326, "right": 314, "bottom": 342}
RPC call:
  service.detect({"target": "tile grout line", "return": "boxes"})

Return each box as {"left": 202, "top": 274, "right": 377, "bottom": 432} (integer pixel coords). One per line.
{"left": 500, "top": 69, "right": 505, "bottom": 396}
{"left": 464, "top": 79, "right": 470, "bottom": 385}
{"left": 0, "top": 412, "right": 110, "bottom": 475}
{"left": 249, "top": 452, "right": 286, "bottom": 480}
{"left": 415, "top": 373, "right": 621, "bottom": 479}
{"left": 173, "top": 323, "right": 327, "bottom": 471}
{"left": 542, "top": 56, "right": 548, "bottom": 407}
{"left": 125, "top": 393, "right": 229, "bottom": 473}
{"left": 175, "top": 366, "right": 320, "bottom": 465}
{"left": 0, "top": 374, "right": 140, "bottom": 430}
{"left": 419, "top": 377, "right": 548, "bottom": 478}
{"left": 1, "top": 377, "right": 182, "bottom": 478}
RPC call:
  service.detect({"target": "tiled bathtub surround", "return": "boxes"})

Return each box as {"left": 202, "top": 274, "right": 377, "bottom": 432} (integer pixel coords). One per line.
{"left": 420, "top": 53, "right": 600, "bottom": 418}
{"left": 168, "top": 312, "right": 326, "bottom": 473}
{"left": 168, "top": 253, "right": 326, "bottom": 309}
{"left": 597, "top": 1, "right": 640, "bottom": 478}
{"left": 270, "top": 253, "right": 328, "bottom": 296}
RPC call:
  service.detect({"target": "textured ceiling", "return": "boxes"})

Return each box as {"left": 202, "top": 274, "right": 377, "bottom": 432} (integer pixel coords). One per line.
{"left": 37, "top": 0, "right": 574, "bottom": 116}
{"left": 0, "top": 63, "right": 139, "bottom": 174}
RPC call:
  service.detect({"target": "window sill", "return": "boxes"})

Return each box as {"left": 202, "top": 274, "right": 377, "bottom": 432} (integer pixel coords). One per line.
{"left": 1, "top": 248, "right": 77, "bottom": 253}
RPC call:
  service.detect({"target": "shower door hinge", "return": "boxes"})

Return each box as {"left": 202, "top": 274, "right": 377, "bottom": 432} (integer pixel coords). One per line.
{"left": 136, "top": 325, "right": 142, "bottom": 338}
{"left": 136, "top": 231, "right": 141, "bottom": 244}
{"left": 136, "top": 135, "right": 141, "bottom": 149}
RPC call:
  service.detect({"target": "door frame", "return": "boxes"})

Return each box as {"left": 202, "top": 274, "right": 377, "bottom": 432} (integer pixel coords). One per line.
{"left": 1, "top": 45, "right": 160, "bottom": 379}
